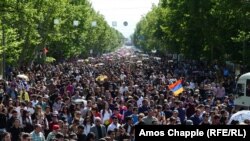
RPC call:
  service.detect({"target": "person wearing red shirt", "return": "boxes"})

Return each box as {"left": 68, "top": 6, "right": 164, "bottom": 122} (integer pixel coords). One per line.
{"left": 110, "top": 107, "right": 122, "bottom": 124}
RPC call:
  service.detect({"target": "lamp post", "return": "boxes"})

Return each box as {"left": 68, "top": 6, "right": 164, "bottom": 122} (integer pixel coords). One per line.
{"left": 54, "top": 19, "right": 79, "bottom": 27}
{"left": 73, "top": 20, "right": 79, "bottom": 27}
{"left": 91, "top": 21, "right": 97, "bottom": 27}
{"left": 53, "top": 19, "right": 79, "bottom": 59}
{"left": 90, "top": 21, "right": 97, "bottom": 56}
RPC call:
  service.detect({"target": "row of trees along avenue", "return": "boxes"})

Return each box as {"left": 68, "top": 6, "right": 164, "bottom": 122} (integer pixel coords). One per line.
{"left": 0, "top": 0, "right": 124, "bottom": 67}
{"left": 133, "top": 0, "right": 250, "bottom": 67}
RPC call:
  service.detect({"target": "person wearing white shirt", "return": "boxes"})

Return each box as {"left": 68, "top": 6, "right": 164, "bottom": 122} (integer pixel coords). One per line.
{"left": 83, "top": 117, "right": 92, "bottom": 135}
{"left": 100, "top": 102, "right": 112, "bottom": 125}
{"left": 120, "top": 72, "right": 126, "bottom": 81}
{"left": 30, "top": 95, "right": 38, "bottom": 108}
{"left": 119, "top": 83, "right": 128, "bottom": 95}
{"left": 107, "top": 116, "right": 121, "bottom": 132}
{"left": 27, "top": 102, "right": 35, "bottom": 115}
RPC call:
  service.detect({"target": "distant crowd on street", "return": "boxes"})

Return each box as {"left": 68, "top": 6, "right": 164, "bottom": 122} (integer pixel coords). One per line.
{"left": 0, "top": 48, "right": 249, "bottom": 141}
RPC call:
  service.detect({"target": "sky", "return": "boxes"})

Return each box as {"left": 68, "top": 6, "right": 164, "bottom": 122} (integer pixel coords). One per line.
{"left": 89, "top": 0, "right": 159, "bottom": 38}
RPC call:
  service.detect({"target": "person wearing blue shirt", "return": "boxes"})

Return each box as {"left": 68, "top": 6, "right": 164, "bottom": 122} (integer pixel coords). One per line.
{"left": 124, "top": 104, "right": 133, "bottom": 119}
{"left": 131, "top": 108, "right": 138, "bottom": 124}
{"left": 189, "top": 109, "right": 203, "bottom": 125}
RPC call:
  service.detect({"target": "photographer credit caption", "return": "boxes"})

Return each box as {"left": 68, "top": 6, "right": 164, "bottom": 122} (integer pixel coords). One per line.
{"left": 138, "top": 128, "right": 246, "bottom": 139}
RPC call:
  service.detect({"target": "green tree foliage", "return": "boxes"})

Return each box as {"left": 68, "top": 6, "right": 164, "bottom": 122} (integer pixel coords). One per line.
{"left": 0, "top": 0, "right": 124, "bottom": 66}
{"left": 133, "top": 0, "right": 250, "bottom": 64}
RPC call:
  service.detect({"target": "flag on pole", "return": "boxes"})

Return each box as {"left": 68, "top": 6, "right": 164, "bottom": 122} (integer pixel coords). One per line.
{"left": 168, "top": 80, "right": 184, "bottom": 96}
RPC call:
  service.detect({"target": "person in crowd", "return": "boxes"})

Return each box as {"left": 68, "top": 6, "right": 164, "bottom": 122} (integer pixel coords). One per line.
{"left": 106, "top": 130, "right": 116, "bottom": 141}
{"left": 107, "top": 116, "right": 121, "bottom": 132}
{"left": 142, "top": 108, "right": 157, "bottom": 125}
{"left": 21, "top": 110, "right": 33, "bottom": 133}
{"left": 20, "top": 132, "right": 32, "bottom": 141}
{"left": 122, "top": 116, "right": 134, "bottom": 135}
{"left": 0, "top": 105, "right": 8, "bottom": 133}
{"left": 90, "top": 117, "right": 106, "bottom": 141}
{"left": 84, "top": 132, "right": 95, "bottom": 141}
{"left": 30, "top": 124, "right": 46, "bottom": 141}
{"left": 1, "top": 132, "right": 11, "bottom": 141}
{"left": 6, "top": 110, "right": 18, "bottom": 131}
{"left": 46, "top": 124, "right": 60, "bottom": 141}
{"left": 76, "top": 125, "right": 86, "bottom": 141}
{"left": 100, "top": 102, "right": 112, "bottom": 127}
{"left": 83, "top": 116, "right": 93, "bottom": 135}
{"left": 8, "top": 118, "right": 23, "bottom": 141}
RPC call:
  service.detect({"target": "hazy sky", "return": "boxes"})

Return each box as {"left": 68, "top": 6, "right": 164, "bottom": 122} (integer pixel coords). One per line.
{"left": 89, "top": 0, "right": 159, "bottom": 38}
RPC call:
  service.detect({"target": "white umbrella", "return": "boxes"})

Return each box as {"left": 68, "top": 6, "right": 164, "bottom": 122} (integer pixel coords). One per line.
{"left": 136, "top": 60, "right": 142, "bottom": 64}
{"left": 17, "top": 74, "right": 29, "bottom": 81}
{"left": 97, "top": 63, "right": 105, "bottom": 66}
{"left": 87, "top": 57, "right": 95, "bottom": 60}
{"left": 228, "top": 110, "right": 250, "bottom": 124}
{"left": 154, "top": 57, "right": 161, "bottom": 60}
{"left": 141, "top": 54, "right": 149, "bottom": 57}
{"left": 74, "top": 99, "right": 87, "bottom": 105}
{"left": 77, "top": 59, "right": 84, "bottom": 63}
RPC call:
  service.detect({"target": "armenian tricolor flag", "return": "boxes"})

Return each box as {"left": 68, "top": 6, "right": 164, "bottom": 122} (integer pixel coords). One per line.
{"left": 168, "top": 80, "right": 184, "bottom": 96}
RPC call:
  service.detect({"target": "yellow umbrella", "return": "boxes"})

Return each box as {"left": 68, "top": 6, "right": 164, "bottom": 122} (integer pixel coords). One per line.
{"left": 96, "top": 75, "right": 108, "bottom": 81}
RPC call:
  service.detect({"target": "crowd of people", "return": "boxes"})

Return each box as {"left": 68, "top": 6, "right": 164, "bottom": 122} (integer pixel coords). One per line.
{"left": 0, "top": 47, "right": 248, "bottom": 141}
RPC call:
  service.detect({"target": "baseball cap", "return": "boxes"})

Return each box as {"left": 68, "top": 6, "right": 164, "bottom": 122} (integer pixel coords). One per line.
{"left": 53, "top": 124, "right": 60, "bottom": 130}
{"left": 44, "top": 95, "right": 49, "bottom": 99}
{"left": 52, "top": 111, "right": 58, "bottom": 116}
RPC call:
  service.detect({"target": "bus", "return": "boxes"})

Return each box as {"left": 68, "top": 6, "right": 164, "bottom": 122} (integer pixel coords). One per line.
{"left": 234, "top": 72, "right": 250, "bottom": 109}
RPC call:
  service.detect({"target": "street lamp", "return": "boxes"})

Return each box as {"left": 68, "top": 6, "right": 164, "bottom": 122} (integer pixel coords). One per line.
{"left": 54, "top": 19, "right": 79, "bottom": 27}
{"left": 91, "top": 21, "right": 97, "bottom": 27}
{"left": 73, "top": 20, "right": 79, "bottom": 27}
{"left": 53, "top": 18, "right": 79, "bottom": 56}
{"left": 54, "top": 19, "right": 59, "bottom": 25}
{"left": 90, "top": 21, "right": 97, "bottom": 56}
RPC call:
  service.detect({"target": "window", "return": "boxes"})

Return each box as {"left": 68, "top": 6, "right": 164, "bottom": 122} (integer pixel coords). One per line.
{"left": 236, "top": 83, "right": 244, "bottom": 97}
{"left": 246, "top": 80, "right": 250, "bottom": 97}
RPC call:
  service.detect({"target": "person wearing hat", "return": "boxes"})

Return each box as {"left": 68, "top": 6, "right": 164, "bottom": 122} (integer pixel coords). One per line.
{"left": 49, "top": 111, "right": 59, "bottom": 131}
{"left": 46, "top": 124, "right": 60, "bottom": 141}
